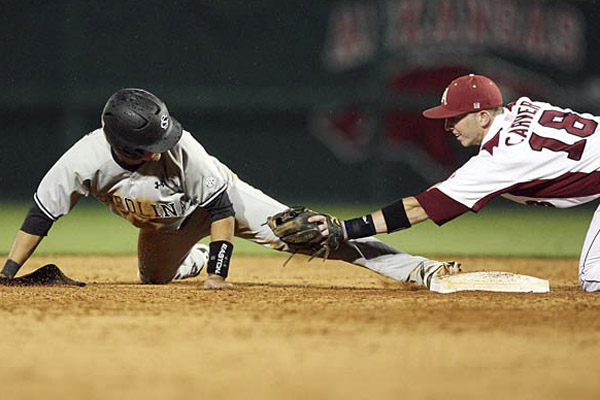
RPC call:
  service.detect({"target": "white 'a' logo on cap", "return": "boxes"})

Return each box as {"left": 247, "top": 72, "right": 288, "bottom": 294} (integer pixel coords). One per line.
{"left": 160, "top": 114, "right": 169, "bottom": 130}
{"left": 441, "top": 87, "right": 449, "bottom": 105}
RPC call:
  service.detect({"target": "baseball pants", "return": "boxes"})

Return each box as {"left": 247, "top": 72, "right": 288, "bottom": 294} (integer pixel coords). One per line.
{"left": 578, "top": 204, "right": 600, "bottom": 292}
{"left": 138, "top": 177, "right": 433, "bottom": 285}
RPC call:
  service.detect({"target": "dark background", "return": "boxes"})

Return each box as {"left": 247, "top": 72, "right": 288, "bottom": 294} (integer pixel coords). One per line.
{"left": 2, "top": 0, "right": 599, "bottom": 204}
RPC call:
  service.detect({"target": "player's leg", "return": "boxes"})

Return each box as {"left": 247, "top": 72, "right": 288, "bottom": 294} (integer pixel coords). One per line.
{"left": 137, "top": 209, "right": 211, "bottom": 284}
{"left": 227, "top": 178, "right": 449, "bottom": 286}
{"left": 227, "top": 178, "right": 290, "bottom": 250}
{"left": 329, "top": 237, "right": 458, "bottom": 286}
{"left": 578, "top": 205, "right": 600, "bottom": 292}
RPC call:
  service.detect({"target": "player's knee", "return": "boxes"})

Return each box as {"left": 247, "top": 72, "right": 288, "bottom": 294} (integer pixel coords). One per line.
{"left": 580, "top": 279, "right": 600, "bottom": 292}
{"left": 144, "top": 278, "right": 171, "bottom": 285}
{"left": 579, "top": 256, "right": 600, "bottom": 292}
{"left": 138, "top": 271, "right": 172, "bottom": 285}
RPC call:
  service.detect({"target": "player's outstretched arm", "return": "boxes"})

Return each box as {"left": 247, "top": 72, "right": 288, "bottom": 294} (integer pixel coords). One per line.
{"left": 266, "top": 201, "right": 431, "bottom": 258}
{"left": 371, "top": 197, "right": 430, "bottom": 232}
{"left": 204, "top": 216, "right": 235, "bottom": 289}
{"left": 1, "top": 231, "right": 45, "bottom": 278}
{"left": 308, "top": 196, "right": 430, "bottom": 240}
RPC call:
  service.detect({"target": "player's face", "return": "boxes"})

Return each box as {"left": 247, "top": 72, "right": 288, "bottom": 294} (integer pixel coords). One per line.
{"left": 444, "top": 113, "right": 486, "bottom": 147}
{"left": 114, "top": 150, "right": 162, "bottom": 165}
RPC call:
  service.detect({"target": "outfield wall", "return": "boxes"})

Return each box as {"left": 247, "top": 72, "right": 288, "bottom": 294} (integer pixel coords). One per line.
{"left": 2, "top": 1, "right": 599, "bottom": 202}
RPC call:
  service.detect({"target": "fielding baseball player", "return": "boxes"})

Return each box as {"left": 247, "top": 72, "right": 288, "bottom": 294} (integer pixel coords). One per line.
{"left": 302, "top": 74, "right": 600, "bottom": 292}
{"left": 1, "top": 88, "right": 458, "bottom": 289}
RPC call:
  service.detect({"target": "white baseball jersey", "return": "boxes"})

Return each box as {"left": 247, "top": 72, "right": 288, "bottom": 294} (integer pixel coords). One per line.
{"left": 34, "top": 129, "right": 235, "bottom": 230}
{"left": 416, "top": 97, "right": 600, "bottom": 225}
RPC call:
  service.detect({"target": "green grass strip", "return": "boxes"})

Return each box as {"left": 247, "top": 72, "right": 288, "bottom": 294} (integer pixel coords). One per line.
{"left": 0, "top": 201, "right": 593, "bottom": 258}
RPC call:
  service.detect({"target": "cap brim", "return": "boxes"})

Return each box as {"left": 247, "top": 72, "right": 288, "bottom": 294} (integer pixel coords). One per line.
{"left": 145, "top": 117, "right": 183, "bottom": 153}
{"left": 422, "top": 105, "right": 467, "bottom": 119}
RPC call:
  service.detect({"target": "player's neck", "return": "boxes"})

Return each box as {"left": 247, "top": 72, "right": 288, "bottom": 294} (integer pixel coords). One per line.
{"left": 111, "top": 149, "right": 143, "bottom": 172}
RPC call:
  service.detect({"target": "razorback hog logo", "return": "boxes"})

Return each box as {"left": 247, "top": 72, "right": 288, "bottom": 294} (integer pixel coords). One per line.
{"left": 441, "top": 87, "right": 449, "bottom": 105}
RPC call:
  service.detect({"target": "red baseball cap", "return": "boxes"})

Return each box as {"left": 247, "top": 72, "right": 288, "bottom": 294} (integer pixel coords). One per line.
{"left": 422, "top": 74, "right": 503, "bottom": 119}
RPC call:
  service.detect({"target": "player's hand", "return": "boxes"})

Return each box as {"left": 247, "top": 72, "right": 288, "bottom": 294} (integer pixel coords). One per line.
{"left": 307, "top": 215, "right": 330, "bottom": 235}
{"left": 202, "top": 274, "right": 233, "bottom": 290}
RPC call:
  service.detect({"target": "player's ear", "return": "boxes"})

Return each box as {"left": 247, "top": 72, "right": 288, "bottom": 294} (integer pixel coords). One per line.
{"left": 478, "top": 110, "right": 492, "bottom": 128}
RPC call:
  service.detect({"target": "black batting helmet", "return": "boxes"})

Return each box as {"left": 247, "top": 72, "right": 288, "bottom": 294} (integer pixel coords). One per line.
{"left": 101, "top": 88, "right": 183, "bottom": 158}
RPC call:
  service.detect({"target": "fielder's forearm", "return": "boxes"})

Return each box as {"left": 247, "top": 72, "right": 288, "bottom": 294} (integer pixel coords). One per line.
{"left": 371, "top": 197, "right": 429, "bottom": 233}
{"left": 372, "top": 197, "right": 429, "bottom": 231}
{"left": 343, "top": 197, "right": 430, "bottom": 240}
{"left": 1, "top": 231, "right": 45, "bottom": 278}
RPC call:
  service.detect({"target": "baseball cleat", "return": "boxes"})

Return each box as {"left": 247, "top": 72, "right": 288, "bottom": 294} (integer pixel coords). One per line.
{"left": 173, "top": 244, "right": 210, "bottom": 280}
{"left": 423, "top": 261, "right": 462, "bottom": 289}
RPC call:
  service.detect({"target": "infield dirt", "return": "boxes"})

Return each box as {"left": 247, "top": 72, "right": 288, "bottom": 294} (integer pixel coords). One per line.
{"left": 1, "top": 255, "right": 599, "bottom": 400}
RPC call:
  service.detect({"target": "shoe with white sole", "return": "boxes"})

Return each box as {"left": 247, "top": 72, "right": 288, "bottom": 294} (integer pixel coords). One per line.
{"left": 173, "top": 244, "right": 210, "bottom": 280}
{"left": 408, "top": 260, "right": 462, "bottom": 288}
{"left": 423, "top": 261, "right": 462, "bottom": 289}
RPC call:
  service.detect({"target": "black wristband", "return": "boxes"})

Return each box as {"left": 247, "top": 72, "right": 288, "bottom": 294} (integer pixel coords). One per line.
{"left": 2, "top": 259, "right": 22, "bottom": 279}
{"left": 207, "top": 241, "right": 233, "bottom": 279}
{"left": 381, "top": 199, "right": 412, "bottom": 233}
{"left": 343, "top": 214, "right": 377, "bottom": 240}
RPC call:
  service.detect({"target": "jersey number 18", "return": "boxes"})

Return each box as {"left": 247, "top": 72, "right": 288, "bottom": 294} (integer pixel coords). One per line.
{"left": 529, "top": 110, "right": 598, "bottom": 161}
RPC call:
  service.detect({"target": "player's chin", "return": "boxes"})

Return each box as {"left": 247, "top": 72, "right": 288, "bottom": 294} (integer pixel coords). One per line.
{"left": 145, "top": 153, "right": 162, "bottom": 162}
{"left": 458, "top": 137, "right": 474, "bottom": 147}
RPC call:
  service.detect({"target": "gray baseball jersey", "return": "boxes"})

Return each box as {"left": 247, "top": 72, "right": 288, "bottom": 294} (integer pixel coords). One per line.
{"left": 34, "top": 129, "right": 233, "bottom": 231}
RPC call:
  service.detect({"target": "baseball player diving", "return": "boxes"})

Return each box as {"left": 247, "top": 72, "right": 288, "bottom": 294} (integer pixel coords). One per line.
{"left": 1, "top": 88, "right": 458, "bottom": 289}
{"left": 281, "top": 74, "right": 600, "bottom": 292}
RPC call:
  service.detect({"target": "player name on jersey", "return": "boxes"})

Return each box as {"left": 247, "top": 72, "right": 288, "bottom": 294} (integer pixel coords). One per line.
{"left": 505, "top": 100, "right": 541, "bottom": 145}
